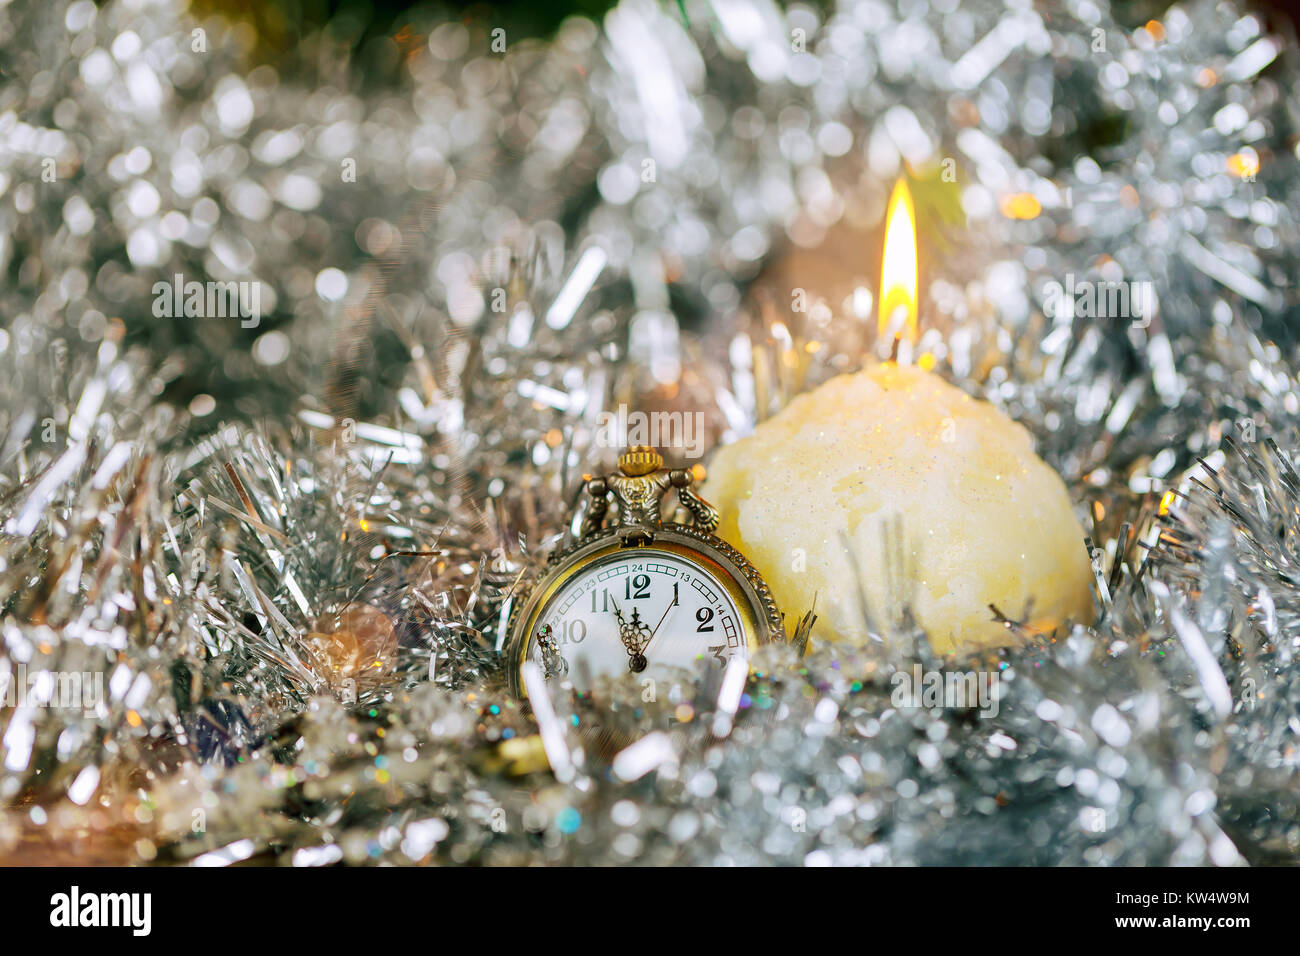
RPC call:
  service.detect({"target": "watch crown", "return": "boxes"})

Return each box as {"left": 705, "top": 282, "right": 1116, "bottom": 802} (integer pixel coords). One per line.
{"left": 618, "top": 446, "right": 662, "bottom": 476}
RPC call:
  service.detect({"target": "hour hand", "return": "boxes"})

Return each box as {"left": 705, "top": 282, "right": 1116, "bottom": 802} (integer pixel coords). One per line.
{"left": 611, "top": 598, "right": 652, "bottom": 671}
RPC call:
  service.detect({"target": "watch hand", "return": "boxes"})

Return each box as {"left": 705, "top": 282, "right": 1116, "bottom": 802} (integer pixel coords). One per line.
{"left": 612, "top": 596, "right": 653, "bottom": 670}
{"left": 642, "top": 582, "right": 679, "bottom": 658}
{"left": 610, "top": 597, "right": 640, "bottom": 652}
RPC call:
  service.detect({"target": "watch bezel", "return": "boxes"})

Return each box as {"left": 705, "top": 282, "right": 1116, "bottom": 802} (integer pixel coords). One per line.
{"left": 504, "top": 523, "right": 784, "bottom": 700}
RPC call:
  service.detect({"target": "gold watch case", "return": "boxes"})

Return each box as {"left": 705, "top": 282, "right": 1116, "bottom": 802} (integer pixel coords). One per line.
{"left": 505, "top": 523, "right": 785, "bottom": 699}
{"left": 502, "top": 446, "right": 787, "bottom": 700}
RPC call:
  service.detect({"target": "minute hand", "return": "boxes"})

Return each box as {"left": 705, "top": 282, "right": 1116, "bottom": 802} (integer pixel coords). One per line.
{"left": 643, "top": 583, "right": 680, "bottom": 657}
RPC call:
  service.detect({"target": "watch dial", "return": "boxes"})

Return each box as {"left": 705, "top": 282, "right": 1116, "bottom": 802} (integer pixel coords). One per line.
{"left": 525, "top": 549, "right": 746, "bottom": 692}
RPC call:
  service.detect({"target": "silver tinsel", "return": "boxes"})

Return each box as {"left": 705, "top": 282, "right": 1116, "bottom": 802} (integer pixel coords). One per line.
{"left": 1, "top": 0, "right": 1298, "bottom": 864}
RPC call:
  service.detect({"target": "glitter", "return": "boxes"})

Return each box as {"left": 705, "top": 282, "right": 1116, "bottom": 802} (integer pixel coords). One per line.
{"left": 556, "top": 808, "right": 581, "bottom": 834}
{"left": 2, "top": 0, "right": 1297, "bottom": 868}
{"left": 315, "top": 268, "right": 348, "bottom": 302}
{"left": 193, "top": 840, "right": 256, "bottom": 867}
{"left": 546, "top": 245, "right": 607, "bottom": 330}
{"left": 612, "top": 731, "right": 678, "bottom": 782}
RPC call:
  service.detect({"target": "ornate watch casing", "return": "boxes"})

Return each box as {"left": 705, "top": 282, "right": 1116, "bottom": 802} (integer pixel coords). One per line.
{"left": 504, "top": 446, "right": 787, "bottom": 699}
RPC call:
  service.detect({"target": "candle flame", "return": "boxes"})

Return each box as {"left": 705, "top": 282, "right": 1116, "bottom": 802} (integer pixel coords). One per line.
{"left": 879, "top": 178, "right": 918, "bottom": 342}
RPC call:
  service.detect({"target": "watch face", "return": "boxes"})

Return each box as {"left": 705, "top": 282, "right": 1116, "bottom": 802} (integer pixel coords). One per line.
{"left": 520, "top": 546, "right": 748, "bottom": 693}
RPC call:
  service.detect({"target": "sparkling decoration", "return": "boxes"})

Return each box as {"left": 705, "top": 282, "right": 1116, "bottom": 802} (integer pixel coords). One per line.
{"left": 1, "top": 0, "right": 1299, "bottom": 865}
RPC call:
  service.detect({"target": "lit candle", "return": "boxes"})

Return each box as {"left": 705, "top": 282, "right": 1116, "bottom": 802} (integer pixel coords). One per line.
{"left": 703, "top": 180, "right": 1094, "bottom": 654}
{"left": 878, "top": 178, "right": 918, "bottom": 348}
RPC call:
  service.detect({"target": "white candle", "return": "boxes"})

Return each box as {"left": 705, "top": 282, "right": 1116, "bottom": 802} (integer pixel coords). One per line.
{"left": 703, "top": 361, "right": 1094, "bottom": 654}
{"left": 702, "top": 180, "right": 1094, "bottom": 655}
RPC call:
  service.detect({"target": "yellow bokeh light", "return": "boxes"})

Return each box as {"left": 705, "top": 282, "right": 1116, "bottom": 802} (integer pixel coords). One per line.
{"left": 1227, "top": 151, "right": 1260, "bottom": 179}
{"left": 1000, "top": 192, "right": 1042, "bottom": 220}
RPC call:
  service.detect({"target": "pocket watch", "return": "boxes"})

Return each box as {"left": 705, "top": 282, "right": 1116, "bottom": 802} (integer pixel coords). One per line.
{"left": 505, "top": 446, "right": 787, "bottom": 699}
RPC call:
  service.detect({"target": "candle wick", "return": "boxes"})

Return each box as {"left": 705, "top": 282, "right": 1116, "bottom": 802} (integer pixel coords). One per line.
{"left": 889, "top": 333, "right": 901, "bottom": 363}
